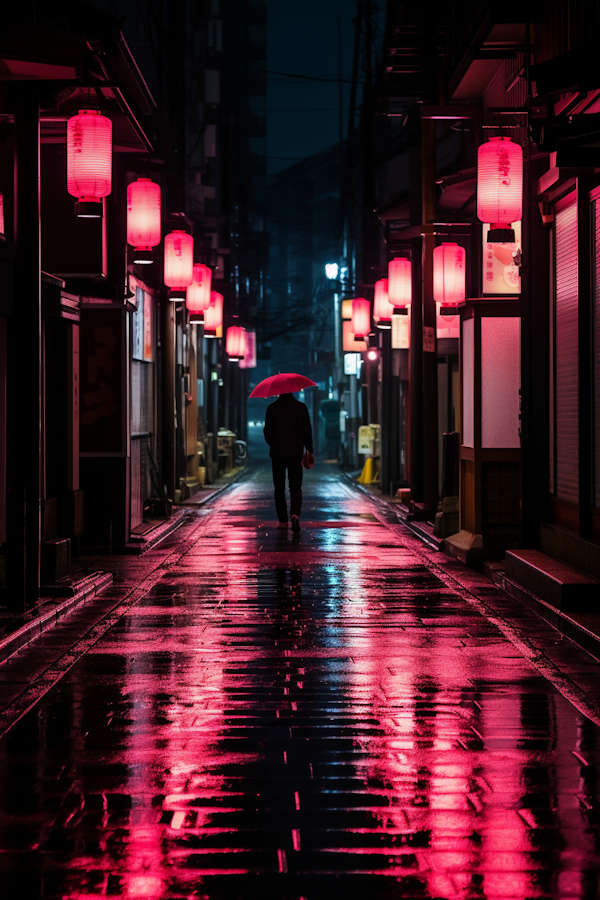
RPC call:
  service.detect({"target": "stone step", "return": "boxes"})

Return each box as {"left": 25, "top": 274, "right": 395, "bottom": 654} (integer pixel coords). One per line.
{"left": 505, "top": 549, "right": 600, "bottom": 612}
{"left": 0, "top": 571, "right": 113, "bottom": 663}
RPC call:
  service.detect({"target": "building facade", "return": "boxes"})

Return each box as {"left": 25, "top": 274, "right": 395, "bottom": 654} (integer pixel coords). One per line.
{"left": 0, "top": 0, "right": 264, "bottom": 611}
{"left": 359, "top": 0, "right": 600, "bottom": 583}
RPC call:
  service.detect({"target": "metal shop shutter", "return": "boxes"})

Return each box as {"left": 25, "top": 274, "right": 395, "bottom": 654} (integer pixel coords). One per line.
{"left": 555, "top": 196, "right": 579, "bottom": 505}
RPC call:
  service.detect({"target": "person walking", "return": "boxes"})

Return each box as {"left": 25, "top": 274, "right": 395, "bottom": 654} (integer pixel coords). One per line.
{"left": 264, "top": 392, "right": 314, "bottom": 532}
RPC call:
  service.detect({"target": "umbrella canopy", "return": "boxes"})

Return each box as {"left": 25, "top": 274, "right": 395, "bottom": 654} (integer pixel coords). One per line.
{"left": 248, "top": 373, "right": 317, "bottom": 399}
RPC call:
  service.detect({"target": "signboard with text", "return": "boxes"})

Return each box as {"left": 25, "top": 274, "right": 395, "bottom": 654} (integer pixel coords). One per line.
{"left": 132, "top": 286, "right": 153, "bottom": 362}
{"left": 482, "top": 222, "right": 521, "bottom": 294}
{"left": 391, "top": 313, "right": 410, "bottom": 349}
{"left": 80, "top": 307, "right": 125, "bottom": 455}
{"left": 239, "top": 330, "right": 257, "bottom": 368}
{"left": 358, "top": 425, "right": 374, "bottom": 454}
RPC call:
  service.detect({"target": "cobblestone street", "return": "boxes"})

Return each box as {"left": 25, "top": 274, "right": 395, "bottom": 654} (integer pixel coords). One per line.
{"left": 1, "top": 464, "right": 600, "bottom": 899}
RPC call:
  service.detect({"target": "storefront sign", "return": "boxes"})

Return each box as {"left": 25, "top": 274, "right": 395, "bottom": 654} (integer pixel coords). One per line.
{"left": 239, "top": 330, "right": 257, "bottom": 368}
{"left": 358, "top": 425, "right": 374, "bottom": 454}
{"left": 80, "top": 307, "right": 124, "bottom": 454}
{"left": 344, "top": 352, "right": 360, "bottom": 375}
{"left": 391, "top": 313, "right": 410, "bottom": 349}
{"left": 132, "top": 285, "right": 153, "bottom": 361}
{"left": 423, "top": 325, "right": 435, "bottom": 352}
{"left": 482, "top": 222, "right": 521, "bottom": 294}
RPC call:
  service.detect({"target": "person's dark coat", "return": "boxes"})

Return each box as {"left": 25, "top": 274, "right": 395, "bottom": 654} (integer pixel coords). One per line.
{"left": 264, "top": 393, "right": 313, "bottom": 459}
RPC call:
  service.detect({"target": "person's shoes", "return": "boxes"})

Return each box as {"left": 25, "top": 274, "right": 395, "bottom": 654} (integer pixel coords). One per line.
{"left": 291, "top": 515, "right": 300, "bottom": 533}
{"left": 278, "top": 521, "right": 288, "bottom": 529}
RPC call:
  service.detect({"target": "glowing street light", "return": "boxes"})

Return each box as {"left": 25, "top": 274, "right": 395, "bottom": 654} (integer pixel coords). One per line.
{"left": 325, "top": 263, "right": 339, "bottom": 280}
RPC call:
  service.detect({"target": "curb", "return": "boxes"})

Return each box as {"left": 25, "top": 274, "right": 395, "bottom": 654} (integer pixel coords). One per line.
{"left": 0, "top": 571, "right": 113, "bottom": 664}
{"left": 495, "top": 572, "right": 600, "bottom": 661}
{"left": 0, "top": 472, "right": 246, "bottom": 667}
{"left": 124, "top": 508, "right": 189, "bottom": 554}
{"left": 176, "top": 465, "right": 248, "bottom": 509}
{"left": 343, "top": 473, "right": 443, "bottom": 550}
{"left": 344, "top": 469, "right": 600, "bottom": 662}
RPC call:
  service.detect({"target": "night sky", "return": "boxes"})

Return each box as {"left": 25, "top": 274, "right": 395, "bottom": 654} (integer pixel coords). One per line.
{"left": 266, "top": 0, "right": 385, "bottom": 174}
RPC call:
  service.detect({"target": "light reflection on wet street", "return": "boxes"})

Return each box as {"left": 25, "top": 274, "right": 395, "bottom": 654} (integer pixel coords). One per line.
{"left": 1, "top": 463, "right": 600, "bottom": 899}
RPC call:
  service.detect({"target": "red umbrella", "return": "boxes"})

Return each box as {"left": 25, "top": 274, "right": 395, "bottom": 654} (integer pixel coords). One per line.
{"left": 248, "top": 373, "right": 317, "bottom": 398}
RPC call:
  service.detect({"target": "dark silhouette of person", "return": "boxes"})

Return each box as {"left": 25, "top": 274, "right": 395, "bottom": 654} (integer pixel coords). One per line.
{"left": 264, "top": 392, "right": 314, "bottom": 531}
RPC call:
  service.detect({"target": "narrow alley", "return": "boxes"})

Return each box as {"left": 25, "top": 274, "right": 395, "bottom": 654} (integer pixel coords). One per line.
{"left": 1, "top": 465, "right": 599, "bottom": 899}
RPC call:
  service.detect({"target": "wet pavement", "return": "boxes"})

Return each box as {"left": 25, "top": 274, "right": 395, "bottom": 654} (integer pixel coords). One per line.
{"left": 2, "top": 462, "right": 600, "bottom": 899}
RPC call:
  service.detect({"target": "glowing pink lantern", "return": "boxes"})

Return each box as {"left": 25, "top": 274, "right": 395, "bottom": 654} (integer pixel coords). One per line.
{"left": 204, "top": 291, "right": 223, "bottom": 337}
{"left": 164, "top": 230, "right": 194, "bottom": 300}
{"left": 226, "top": 325, "right": 246, "bottom": 361}
{"left": 67, "top": 110, "right": 112, "bottom": 217}
{"left": 373, "top": 278, "right": 394, "bottom": 329}
{"left": 388, "top": 258, "right": 411, "bottom": 311}
{"left": 433, "top": 243, "right": 466, "bottom": 311}
{"left": 127, "top": 178, "right": 161, "bottom": 264}
{"left": 186, "top": 264, "right": 213, "bottom": 322}
{"left": 351, "top": 298, "right": 371, "bottom": 341}
{"left": 477, "top": 136, "right": 522, "bottom": 230}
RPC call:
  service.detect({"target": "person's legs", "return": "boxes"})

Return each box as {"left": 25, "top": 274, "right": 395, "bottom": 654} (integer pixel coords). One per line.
{"left": 272, "top": 458, "right": 288, "bottom": 522}
{"left": 287, "top": 458, "right": 303, "bottom": 519}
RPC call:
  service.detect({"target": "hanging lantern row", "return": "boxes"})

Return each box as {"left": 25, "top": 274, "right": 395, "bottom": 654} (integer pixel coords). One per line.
{"left": 433, "top": 243, "right": 466, "bottom": 313}
{"left": 226, "top": 325, "right": 246, "bottom": 362}
{"left": 67, "top": 110, "right": 113, "bottom": 218}
{"left": 65, "top": 110, "right": 232, "bottom": 338}
{"left": 204, "top": 291, "right": 223, "bottom": 337}
{"left": 373, "top": 278, "right": 394, "bottom": 330}
{"left": 187, "top": 264, "right": 213, "bottom": 322}
{"left": 477, "top": 136, "right": 523, "bottom": 242}
{"left": 388, "top": 257, "right": 411, "bottom": 312}
{"left": 351, "top": 298, "right": 371, "bottom": 342}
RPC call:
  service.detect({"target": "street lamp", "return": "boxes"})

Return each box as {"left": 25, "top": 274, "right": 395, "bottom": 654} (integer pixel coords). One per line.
{"left": 325, "top": 263, "right": 339, "bottom": 280}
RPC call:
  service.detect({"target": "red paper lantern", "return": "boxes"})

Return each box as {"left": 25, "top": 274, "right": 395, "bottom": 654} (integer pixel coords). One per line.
{"left": 477, "top": 136, "right": 522, "bottom": 228}
{"left": 433, "top": 243, "right": 466, "bottom": 311}
{"left": 164, "top": 230, "right": 194, "bottom": 299}
{"left": 373, "top": 278, "right": 394, "bottom": 329}
{"left": 127, "top": 178, "right": 161, "bottom": 263}
{"left": 226, "top": 325, "right": 246, "bottom": 361}
{"left": 67, "top": 110, "right": 112, "bottom": 217}
{"left": 388, "top": 258, "right": 411, "bottom": 310}
{"left": 186, "top": 264, "right": 212, "bottom": 322}
{"left": 204, "top": 291, "right": 223, "bottom": 337}
{"left": 351, "top": 298, "right": 371, "bottom": 341}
